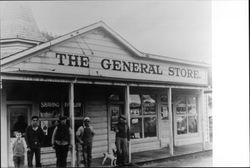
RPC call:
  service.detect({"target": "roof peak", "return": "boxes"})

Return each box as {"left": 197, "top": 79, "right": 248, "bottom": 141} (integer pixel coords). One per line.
{"left": 0, "top": 2, "right": 46, "bottom": 42}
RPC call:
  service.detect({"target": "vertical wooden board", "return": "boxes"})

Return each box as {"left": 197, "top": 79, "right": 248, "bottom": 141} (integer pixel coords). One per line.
{"left": 84, "top": 92, "right": 109, "bottom": 158}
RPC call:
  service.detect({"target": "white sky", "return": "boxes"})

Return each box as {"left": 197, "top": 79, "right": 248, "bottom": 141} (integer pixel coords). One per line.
{"left": 21, "top": 0, "right": 211, "bottom": 64}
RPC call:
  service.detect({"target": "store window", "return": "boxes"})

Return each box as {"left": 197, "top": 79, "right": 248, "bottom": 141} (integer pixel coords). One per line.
{"left": 130, "top": 94, "right": 157, "bottom": 139}
{"left": 175, "top": 95, "right": 198, "bottom": 135}
{"left": 39, "top": 101, "right": 84, "bottom": 147}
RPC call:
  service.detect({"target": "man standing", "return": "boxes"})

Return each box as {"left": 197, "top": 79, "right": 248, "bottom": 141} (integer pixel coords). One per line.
{"left": 76, "top": 117, "right": 95, "bottom": 167}
{"left": 116, "top": 115, "right": 130, "bottom": 166}
{"left": 25, "top": 116, "right": 44, "bottom": 167}
{"left": 51, "top": 116, "right": 72, "bottom": 168}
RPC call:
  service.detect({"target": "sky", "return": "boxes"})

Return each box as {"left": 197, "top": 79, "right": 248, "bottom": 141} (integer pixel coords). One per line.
{"left": 5, "top": 0, "right": 211, "bottom": 64}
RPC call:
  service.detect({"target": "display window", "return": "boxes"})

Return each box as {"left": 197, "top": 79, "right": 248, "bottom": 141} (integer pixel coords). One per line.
{"left": 129, "top": 94, "right": 157, "bottom": 139}
{"left": 175, "top": 95, "right": 198, "bottom": 135}
{"left": 39, "top": 101, "right": 84, "bottom": 147}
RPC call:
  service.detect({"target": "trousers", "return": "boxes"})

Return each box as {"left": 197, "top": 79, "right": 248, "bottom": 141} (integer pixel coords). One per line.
{"left": 82, "top": 142, "right": 92, "bottom": 167}
{"left": 55, "top": 144, "right": 69, "bottom": 168}
{"left": 27, "top": 148, "right": 41, "bottom": 167}
{"left": 116, "top": 137, "right": 128, "bottom": 165}
{"left": 13, "top": 155, "right": 24, "bottom": 168}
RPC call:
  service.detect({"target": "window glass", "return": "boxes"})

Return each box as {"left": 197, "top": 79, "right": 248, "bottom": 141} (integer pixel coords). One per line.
{"left": 130, "top": 94, "right": 141, "bottom": 108}
{"left": 188, "top": 116, "right": 198, "bottom": 133}
{"left": 63, "top": 102, "right": 83, "bottom": 117}
{"left": 160, "top": 95, "right": 168, "bottom": 103}
{"left": 130, "top": 94, "right": 142, "bottom": 115}
{"left": 177, "top": 116, "right": 187, "bottom": 135}
{"left": 130, "top": 118, "right": 142, "bottom": 139}
{"left": 39, "top": 102, "right": 60, "bottom": 118}
{"left": 187, "top": 96, "right": 197, "bottom": 114}
{"left": 41, "top": 120, "right": 58, "bottom": 147}
{"left": 144, "top": 117, "right": 156, "bottom": 137}
{"left": 176, "top": 96, "right": 186, "bottom": 115}
{"left": 142, "top": 95, "right": 156, "bottom": 115}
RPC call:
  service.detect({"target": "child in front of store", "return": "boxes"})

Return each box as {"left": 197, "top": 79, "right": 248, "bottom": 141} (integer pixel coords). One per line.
{"left": 12, "top": 130, "right": 26, "bottom": 168}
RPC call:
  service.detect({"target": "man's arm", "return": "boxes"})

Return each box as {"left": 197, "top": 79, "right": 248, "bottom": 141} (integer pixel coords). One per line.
{"left": 127, "top": 125, "right": 130, "bottom": 141}
{"left": 51, "top": 127, "right": 58, "bottom": 146}
{"left": 39, "top": 127, "right": 45, "bottom": 145}
{"left": 76, "top": 126, "right": 84, "bottom": 144}
{"left": 90, "top": 125, "right": 95, "bottom": 136}
{"left": 24, "top": 127, "right": 30, "bottom": 148}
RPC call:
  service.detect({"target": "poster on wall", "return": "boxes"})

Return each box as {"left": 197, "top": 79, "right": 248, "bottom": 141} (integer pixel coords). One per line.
{"left": 161, "top": 105, "right": 169, "bottom": 120}
{"left": 41, "top": 120, "right": 48, "bottom": 135}
{"left": 110, "top": 105, "right": 120, "bottom": 131}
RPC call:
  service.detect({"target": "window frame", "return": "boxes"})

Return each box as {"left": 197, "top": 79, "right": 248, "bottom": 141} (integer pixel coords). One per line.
{"left": 129, "top": 93, "right": 158, "bottom": 140}
{"left": 174, "top": 94, "right": 199, "bottom": 137}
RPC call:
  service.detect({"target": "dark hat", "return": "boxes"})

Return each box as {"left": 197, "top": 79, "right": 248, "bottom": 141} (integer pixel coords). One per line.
{"left": 31, "top": 116, "right": 39, "bottom": 120}
{"left": 59, "top": 116, "right": 67, "bottom": 121}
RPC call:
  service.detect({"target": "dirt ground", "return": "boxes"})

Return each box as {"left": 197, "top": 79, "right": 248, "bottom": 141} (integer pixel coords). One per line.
{"left": 141, "top": 151, "right": 212, "bottom": 167}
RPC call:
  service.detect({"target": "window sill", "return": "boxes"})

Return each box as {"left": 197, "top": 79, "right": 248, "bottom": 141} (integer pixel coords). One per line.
{"left": 131, "top": 137, "right": 158, "bottom": 144}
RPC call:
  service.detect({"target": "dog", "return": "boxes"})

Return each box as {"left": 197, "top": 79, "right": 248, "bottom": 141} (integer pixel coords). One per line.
{"left": 102, "top": 149, "right": 117, "bottom": 166}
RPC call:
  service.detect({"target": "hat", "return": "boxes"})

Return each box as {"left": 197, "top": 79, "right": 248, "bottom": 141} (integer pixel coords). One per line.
{"left": 84, "top": 117, "right": 90, "bottom": 122}
{"left": 31, "top": 116, "right": 39, "bottom": 120}
{"left": 59, "top": 116, "right": 67, "bottom": 121}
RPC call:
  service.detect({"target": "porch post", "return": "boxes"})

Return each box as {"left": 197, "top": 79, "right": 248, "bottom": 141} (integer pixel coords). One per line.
{"left": 69, "top": 82, "right": 76, "bottom": 167}
{"left": 200, "top": 89, "right": 206, "bottom": 150}
{"left": 168, "top": 87, "right": 174, "bottom": 156}
{"left": 125, "top": 85, "right": 131, "bottom": 163}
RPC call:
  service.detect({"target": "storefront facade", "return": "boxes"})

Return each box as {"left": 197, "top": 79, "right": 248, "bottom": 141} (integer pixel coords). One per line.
{"left": 1, "top": 21, "right": 211, "bottom": 167}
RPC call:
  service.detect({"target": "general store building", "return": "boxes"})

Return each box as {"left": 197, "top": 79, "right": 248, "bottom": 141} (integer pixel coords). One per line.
{"left": 0, "top": 3, "right": 212, "bottom": 167}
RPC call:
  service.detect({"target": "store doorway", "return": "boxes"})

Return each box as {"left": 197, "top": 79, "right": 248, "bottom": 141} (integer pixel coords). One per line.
{"left": 8, "top": 105, "right": 31, "bottom": 166}
{"left": 108, "top": 104, "right": 124, "bottom": 153}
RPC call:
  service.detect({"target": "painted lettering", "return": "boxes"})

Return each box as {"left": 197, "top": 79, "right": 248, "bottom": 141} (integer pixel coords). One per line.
{"left": 101, "top": 59, "right": 111, "bottom": 70}
{"left": 113, "top": 60, "right": 122, "bottom": 71}
{"left": 194, "top": 70, "right": 200, "bottom": 79}
{"left": 80, "top": 56, "right": 89, "bottom": 68}
{"left": 168, "top": 66, "right": 201, "bottom": 79}
{"left": 68, "top": 54, "right": 79, "bottom": 67}
{"left": 123, "top": 61, "right": 131, "bottom": 72}
{"left": 148, "top": 64, "right": 156, "bottom": 74}
{"left": 156, "top": 65, "right": 163, "bottom": 75}
{"left": 140, "top": 63, "right": 148, "bottom": 73}
{"left": 56, "top": 53, "right": 67, "bottom": 65}
{"left": 132, "top": 62, "right": 140, "bottom": 73}
{"left": 168, "top": 67, "right": 175, "bottom": 76}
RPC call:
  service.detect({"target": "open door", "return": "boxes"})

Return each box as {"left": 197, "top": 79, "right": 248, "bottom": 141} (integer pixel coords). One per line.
{"left": 108, "top": 104, "right": 123, "bottom": 153}
{"left": 8, "top": 105, "right": 30, "bottom": 167}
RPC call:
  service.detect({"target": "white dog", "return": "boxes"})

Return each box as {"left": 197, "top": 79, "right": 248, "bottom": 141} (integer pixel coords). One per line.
{"left": 102, "top": 149, "right": 117, "bottom": 166}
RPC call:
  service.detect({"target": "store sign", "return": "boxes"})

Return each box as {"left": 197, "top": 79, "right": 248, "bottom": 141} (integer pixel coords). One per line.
{"left": 55, "top": 52, "right": 202, "bottom": 79}
{"left": 15, "top": 51, "right": 206, "bottom": 85}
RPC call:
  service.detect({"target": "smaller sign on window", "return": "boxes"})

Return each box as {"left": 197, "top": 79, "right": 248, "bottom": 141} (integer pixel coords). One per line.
{"left": 111, "top": 106, "right": 120, "bottom": 131}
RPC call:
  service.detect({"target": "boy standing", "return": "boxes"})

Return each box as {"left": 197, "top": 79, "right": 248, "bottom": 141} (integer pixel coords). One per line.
{"left": 12, "top": 131, "right": 25, "bottom": 168}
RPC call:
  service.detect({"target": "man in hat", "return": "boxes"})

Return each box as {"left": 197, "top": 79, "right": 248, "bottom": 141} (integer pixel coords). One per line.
{"left": 25, "top": 116, "right": 44, "bottom": 167}
{"left": 76, "top": 117, "right": 95, "bottom": 167}
{"left": 115, "top": 115, "right": 130, "bottom": 166}
{"left": 52, "top": 116, "right": 72, "bottom": 168}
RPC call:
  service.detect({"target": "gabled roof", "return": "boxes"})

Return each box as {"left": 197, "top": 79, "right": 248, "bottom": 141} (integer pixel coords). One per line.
{"left": 1, "top": 21, "right": 146, "bottom": 67}
{"left": 0, "top": 21, "right": 211, "bottom": 68}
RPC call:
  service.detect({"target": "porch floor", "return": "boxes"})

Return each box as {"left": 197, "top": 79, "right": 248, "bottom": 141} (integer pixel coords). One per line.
{"left": 91, "top": 142, "right": 212, "bottom": 167}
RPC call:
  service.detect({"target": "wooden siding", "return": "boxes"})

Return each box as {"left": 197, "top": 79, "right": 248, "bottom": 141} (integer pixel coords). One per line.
{"left": 85, "top": 94, "right": 108, "bottom": 159}
{"left": 3, "top": 28, "right": 208, "bottom": 86}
